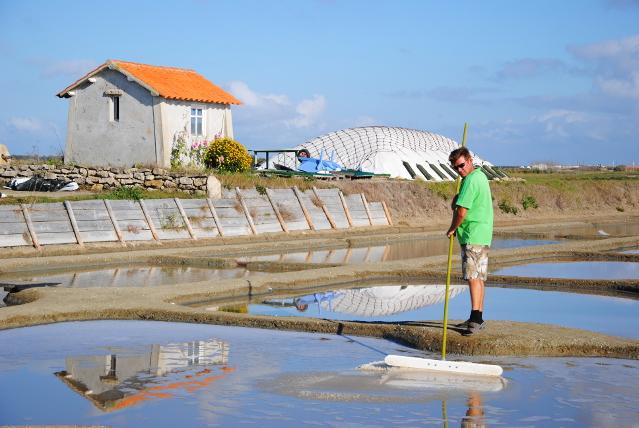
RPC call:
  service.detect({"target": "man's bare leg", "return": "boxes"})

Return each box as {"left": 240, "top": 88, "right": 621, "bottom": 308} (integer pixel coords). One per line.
{"left": 468, "top": 278, "right": 485, "bottom": 311}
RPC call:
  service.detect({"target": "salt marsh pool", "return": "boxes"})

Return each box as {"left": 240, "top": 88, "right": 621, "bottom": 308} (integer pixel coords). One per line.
{"left": 237, "top": 237, "right": 560, "bottom": 264}
{"left": 0, "top": 265, "right": 253, "bottom": 289}
{"left": 0, "top": 321, "right": 636, "bottom": 427}
{"left": 0, "top": 265, "right": 254, "bottom": 307}
{"left": 494, "top": 261, "right": 639, "bottom": 280}
{"left": 232, "top": 284, "right": 639, "bottom": 339}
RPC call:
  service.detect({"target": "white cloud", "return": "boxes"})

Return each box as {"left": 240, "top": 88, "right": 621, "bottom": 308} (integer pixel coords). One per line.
{"left": 535, "top": 109, "right": 589, "bottom": 138}
{"left": 33, "top": 59, "right": 99, "bottom": 78}
{"left": 7, "top": 116, "right": 47, "bottom": 133}
{"left": 226, "top": 82, "right": 329, "bottom": 149}
{"left": 227, "top": 81, "right": 289, "bottom": 108}
{"left": 286, "top": 95, "right": 326, "bottom": 128}
{"left": 570, "top": 34, "right": 639, "bottom": 99}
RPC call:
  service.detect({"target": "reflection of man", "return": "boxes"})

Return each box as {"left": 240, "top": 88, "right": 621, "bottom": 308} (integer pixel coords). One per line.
{"left": 460, "top": 392, "right": 485, "bottom": 428}
{"left": 293, "top": 292, "right": 338, "bottom": 313}
{"left": 446, "top": 147, "right": 493, "bottom": 335}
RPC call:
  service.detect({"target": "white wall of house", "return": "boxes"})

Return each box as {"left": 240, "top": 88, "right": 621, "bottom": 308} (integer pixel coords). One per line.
{"left": 159, "top": 100, "right": 234, "bottom": 167}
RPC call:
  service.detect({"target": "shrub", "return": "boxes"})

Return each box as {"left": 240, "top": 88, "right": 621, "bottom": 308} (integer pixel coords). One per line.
{"left": 105, "top": 186, "right": 143, "bottom": 200}
{"left": 203, "top": 137, "right": 252, "bottom": 173}
{"left": 521, "top": 195, "right": 538, "bottom": 210}
{"left": 498, "top": 199, "right": 518, "bottom": 215}
{"left": 255, "top": 184, "right": 267, "bottom": 196}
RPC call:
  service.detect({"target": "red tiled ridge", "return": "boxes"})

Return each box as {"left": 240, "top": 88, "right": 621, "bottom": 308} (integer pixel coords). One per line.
{"left": 57, "top": 59, "right": 241, "bottom": 105}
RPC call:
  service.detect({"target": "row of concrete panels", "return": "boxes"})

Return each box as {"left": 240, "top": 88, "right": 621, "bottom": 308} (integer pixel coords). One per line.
{"left": 0, "top": 187, "right": 392, "bottom": 248}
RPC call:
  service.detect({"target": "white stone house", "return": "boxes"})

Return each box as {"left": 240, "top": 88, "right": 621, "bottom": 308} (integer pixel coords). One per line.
{"left": 57, "top": 59, "right": 241, "bottom": 167}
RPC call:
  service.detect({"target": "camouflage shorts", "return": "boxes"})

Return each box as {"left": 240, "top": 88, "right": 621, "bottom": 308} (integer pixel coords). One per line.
{"left": 461, "top": 244, "right": 489, "bottom": 281}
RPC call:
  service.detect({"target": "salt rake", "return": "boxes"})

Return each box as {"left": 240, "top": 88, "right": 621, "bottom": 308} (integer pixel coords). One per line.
{"left": 384, "top": 123, "right": 503, "bottom": 377}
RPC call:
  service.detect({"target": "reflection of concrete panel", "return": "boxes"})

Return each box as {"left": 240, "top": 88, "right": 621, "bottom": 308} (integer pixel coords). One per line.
{"left": 156, "top": 340, "right": 229, "bottom": 374}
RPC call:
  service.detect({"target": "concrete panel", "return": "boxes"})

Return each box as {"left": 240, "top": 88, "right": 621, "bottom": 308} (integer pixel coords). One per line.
{"left": 80, "top": 230, "right": 119, "bottom": 243}
{"left": 368, "top": 202, "right": 389, "bottom": 226}
{"left": 37, "top": 232, "right": 78, "bottom": 245}
{"left": 345, "top": 195, "right": 371, "bottom": 227}
{"left": 0, "top": 205, "right": 26, "bottom": 223}
{"left": 0, "top": 234, "right": 31, "bottom": 247}
{"left": 301, "top": 190, "right": 331, "bottom": 230}
{"left": 0, "top": 223, "right": 28, "bottom": 235}
{"left": 267, "top": 189, "right": 310, "bottom": 231}
{"left": 76, "top": 219, "right": 118, "bottom": 232}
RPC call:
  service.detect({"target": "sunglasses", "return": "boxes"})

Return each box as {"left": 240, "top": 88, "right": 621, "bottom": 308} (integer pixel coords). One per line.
{"left": 452, "top": 161, "right": 466, "bottom": 170}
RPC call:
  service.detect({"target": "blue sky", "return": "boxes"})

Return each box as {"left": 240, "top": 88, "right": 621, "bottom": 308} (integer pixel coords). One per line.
{"left": 1, "top": 0, "right": 638, "bottom": 165}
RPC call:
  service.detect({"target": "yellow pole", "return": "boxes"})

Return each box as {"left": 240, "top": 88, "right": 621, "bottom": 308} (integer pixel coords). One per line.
{"left": 441, "top": 123, "right": 468, "bottom": 360}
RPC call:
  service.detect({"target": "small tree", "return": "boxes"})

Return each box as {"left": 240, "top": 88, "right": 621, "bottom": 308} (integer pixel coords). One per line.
{"left": 203, "top": 137, "right": 252, "bottom": 173}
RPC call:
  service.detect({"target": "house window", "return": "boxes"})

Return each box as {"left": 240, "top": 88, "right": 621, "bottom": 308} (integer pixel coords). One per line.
{"left": 191, "top": 108, "right": 203, "bottom": 136}
{"left": 109, "top": 96, "right": 120, "bottom": 122}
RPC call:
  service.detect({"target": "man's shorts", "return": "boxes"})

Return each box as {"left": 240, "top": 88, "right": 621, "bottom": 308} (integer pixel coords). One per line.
{"left": 461, "top": 244, "right": 489, "bottom": 281}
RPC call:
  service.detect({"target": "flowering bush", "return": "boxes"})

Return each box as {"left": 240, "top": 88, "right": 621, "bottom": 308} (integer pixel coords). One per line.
{"left": 170, "top": 133, "right": 188, "bottom": 168}
{"left": 171, "top": 130, "right": 224, "bottom": 169}
{"left": 189, "top": 141, "right": 208, "bottom": 166}
{"left": 203, "top": 137, "right": 252, "bottom": 172}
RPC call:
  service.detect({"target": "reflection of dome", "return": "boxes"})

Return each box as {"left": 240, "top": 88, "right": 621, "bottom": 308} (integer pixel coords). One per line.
{"left": 322, "top": 284, "right": 467, "bottom": 316}
{"left": 276, "top": 126, "right": 493, "bottom": 181}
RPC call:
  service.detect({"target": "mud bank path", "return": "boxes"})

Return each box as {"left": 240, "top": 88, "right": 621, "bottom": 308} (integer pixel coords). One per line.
{"left": 1, "top": 214, "right": 638, "bottom": 359}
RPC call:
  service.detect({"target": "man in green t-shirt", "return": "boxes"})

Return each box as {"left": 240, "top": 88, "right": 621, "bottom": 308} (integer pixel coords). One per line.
{"left": 446, "top": 147, "right": 494, "bottom": 334}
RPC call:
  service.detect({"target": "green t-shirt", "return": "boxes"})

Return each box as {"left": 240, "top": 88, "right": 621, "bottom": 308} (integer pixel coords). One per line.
{"left": 455, "top": 169, "right": 493, "bottom": 246}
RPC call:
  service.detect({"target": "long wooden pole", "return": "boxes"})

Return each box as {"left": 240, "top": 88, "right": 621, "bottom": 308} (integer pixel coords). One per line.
{"left": 441, "top": 123, "right": 467, "bottom": 360}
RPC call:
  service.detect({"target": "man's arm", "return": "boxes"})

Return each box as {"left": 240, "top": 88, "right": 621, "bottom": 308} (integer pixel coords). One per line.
{"left": 446, "top": 206, "right": 468, "bottom": 238}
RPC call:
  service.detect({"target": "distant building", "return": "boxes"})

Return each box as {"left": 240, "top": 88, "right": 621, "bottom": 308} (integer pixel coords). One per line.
{"left": 57, "top": 60, "right": 241, "bottom": 167}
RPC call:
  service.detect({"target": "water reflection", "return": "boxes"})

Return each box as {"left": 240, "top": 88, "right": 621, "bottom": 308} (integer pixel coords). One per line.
{"left": 243, "top": 285, "right": 639, "bottom": 339}
{"left": 460, "top": 393, "right": 485, "bottom": 428}
{"left": 1, "top": 321, "right": 638, "bottom": 426}
{"left": 494, "top": 261, "right": 639, "bottom": 280}
{"left": 261, "top": 284, "right": 467, "bottom": 318}
{"left": 238, "top": 237, "right": 560, "bottom": 264}
{"left": 55, "top": 338, "right": 232, "bottom": 411}
{"left": 0, "top": 265, "right": 251, "bottom": 289}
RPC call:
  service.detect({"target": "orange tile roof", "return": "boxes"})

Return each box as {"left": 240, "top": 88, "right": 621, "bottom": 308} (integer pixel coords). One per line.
{"left": 57, "top": 59, "right": 241, "bottom": 105}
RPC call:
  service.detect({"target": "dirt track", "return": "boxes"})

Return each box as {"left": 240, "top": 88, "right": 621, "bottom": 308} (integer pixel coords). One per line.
{"left": 1, "top": 213, "right": 638, "bottom": 359}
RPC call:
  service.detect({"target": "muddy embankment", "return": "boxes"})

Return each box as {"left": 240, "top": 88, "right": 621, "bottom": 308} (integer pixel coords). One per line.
{"left": 330, "top": 176, "right": 639, "bottom": 226}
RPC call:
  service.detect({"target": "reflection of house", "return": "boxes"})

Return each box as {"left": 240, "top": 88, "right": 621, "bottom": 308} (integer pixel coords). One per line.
{"left": 56, "top": 59, "right": 241, "bottom": 167}
{"left": 55, "top": 339, "right": 231, "bottom": 411}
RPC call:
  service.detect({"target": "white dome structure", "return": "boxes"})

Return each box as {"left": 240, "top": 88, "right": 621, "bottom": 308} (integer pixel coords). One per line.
{"left": 274, "top": 126, "right": 500, "bottom": 181}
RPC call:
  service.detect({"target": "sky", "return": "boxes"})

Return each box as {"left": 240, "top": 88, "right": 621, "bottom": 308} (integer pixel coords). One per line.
{"left": 0, "top": 0, "right": 638, "bottom": 166}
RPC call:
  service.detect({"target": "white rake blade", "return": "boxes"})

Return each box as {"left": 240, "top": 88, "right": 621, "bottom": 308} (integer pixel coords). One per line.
{"left": 384, "top": 355, "right": 503, "bottom": 377}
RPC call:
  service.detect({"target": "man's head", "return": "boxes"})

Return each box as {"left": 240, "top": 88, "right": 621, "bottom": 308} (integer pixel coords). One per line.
{"left": 449, "top": 147, "right": 474, "bottom": 177}
{"left": 293, "top": 299, "right": 309, "bottom": 312}
{"left": 297, "top": 149, "right": 310, "bottom": 159}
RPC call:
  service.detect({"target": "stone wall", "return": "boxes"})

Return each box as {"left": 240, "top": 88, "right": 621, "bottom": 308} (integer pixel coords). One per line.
{"left": 0, "top": 164, "right": 209, "bottom": 194}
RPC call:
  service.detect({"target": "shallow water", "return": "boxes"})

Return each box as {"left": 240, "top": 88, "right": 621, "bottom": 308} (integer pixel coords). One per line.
{"left": 242, "top": 284, "right": 639, "bottom": 339}
{"left": 0, "top": 265, "right": 253, "bottom": 289}
{"left": 494, "top": 261, "right": 639, "bottom": 280}
{"left": 0, "top": 321, "right": 636, "bottom": 427}
{"left": 238, "top": 237, "right": 560, "bottom": 264}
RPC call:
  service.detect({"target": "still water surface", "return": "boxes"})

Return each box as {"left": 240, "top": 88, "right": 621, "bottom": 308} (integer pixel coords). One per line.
{"left": 0, "top": 321, "right": 636, "bottom": 427}
{"left": 242, "top": 284, "right": 639, "bottom": 339}
{"left": 494, "top": 261, "right": 639, "bottom": 280}
{"left": 239, "top": 237, "right": 560, "bottom": 264}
